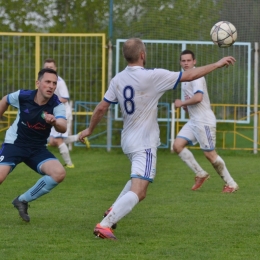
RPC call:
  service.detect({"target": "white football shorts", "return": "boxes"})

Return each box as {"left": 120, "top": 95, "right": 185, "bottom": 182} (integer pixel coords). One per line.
{"left": 177, "top": 121, "right": 216, "bottom": 151}
{"left": 127, "top": 148, "right": 157, "bottom": 183}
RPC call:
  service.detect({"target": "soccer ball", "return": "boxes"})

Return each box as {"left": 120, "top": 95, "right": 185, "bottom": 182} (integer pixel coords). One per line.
{"left": 210, "top": 21, "right": 237, "bottom": 48}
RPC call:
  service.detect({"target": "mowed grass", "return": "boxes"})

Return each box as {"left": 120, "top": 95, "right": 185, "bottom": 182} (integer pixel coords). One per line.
{"left": 0, "top": 147, "right": 260, "bottom": 260}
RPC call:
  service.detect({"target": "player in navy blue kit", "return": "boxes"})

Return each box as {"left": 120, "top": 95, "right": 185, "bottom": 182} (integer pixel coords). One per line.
{"left": 0, "top": 68, "right": 67, "bottom": 222}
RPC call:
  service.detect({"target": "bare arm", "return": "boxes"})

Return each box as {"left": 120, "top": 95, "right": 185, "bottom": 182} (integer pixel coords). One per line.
{"left": 0, "top": 95, "right": 9, "bottom": 117}
{"left": 180, "top": 56, "right": 236, "bottom": 82}
{"left": 175, "top": 93, "right": 203, "bottom": 108}
{"left": 79, "top": 100, "right": 110, "bottom": 142}
{"left": 53, "top": 118, "right": 67, "bottom": 133}
{"left": 44, "top": 113, "right": 67, "bottom": 133}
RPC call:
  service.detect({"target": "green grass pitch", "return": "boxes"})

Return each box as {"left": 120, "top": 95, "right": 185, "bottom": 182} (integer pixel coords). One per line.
{"left": 0, "top": 147, "right": 259, "bottom": 260}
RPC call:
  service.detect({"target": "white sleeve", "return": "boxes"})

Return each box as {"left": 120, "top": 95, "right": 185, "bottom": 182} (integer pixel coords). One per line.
{"left": 7, "top": 90, "right": 20, "bottom": 108}
{"left": 57, "top": 77, "right": 70, "bottom": 100}
{"left": 104, "top": 78, "right": 118, "bottom": 104}
{"left": 53, "top": 103, "right": 66, "bottom": 119}
{"left": 151, "top": 69, "right": 182, "bottom": 93}
{"left": 191, "top": 77, "right": 205, "bottom": 94}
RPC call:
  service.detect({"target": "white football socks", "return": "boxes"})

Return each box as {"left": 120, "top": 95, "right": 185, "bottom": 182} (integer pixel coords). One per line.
{"left": 112, "top": 180, "right": 131, "bottom": 206}
{"left": 212, "top": 155, "right": 237, "bottom": 187}
{"left": 100, "top": 191, "right": 139, "bottom": 228}
{"left": 178, "top": 148, "right": 208, "bottom": 177}
{"left": 58, "top": 143, "right": 73, "bottom": 165}
{"left": 64, "top": 134, "right": 79, "bottom": 144}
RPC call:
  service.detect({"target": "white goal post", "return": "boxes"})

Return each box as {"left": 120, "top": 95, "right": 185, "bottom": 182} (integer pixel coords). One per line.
{"left": 253, "top": 42, "right": 259, "bottom": 154}
{"left": 170, "top": 103, "right": 175, "bottom": 152}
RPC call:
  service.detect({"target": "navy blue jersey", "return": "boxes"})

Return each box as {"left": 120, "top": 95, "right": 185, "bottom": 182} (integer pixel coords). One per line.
{"left": 5, "top": 89, "right": 66, "bottom": 147}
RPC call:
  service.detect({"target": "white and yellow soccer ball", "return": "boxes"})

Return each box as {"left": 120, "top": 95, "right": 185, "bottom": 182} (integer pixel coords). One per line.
{"left": 210, "top": 21, "right": 237, "bottom": 48}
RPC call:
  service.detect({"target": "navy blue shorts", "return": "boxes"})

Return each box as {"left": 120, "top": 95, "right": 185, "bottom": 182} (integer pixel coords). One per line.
{"left": 0, "top": 143, "right": 58, "bottom": 175}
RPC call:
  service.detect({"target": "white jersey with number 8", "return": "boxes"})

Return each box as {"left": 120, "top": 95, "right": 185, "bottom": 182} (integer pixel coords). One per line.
{"left": 104, "top": 66, "right": 182, "bottom": 154}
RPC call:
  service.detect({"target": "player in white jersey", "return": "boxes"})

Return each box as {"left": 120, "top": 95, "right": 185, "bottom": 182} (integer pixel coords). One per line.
{"left": 79, "top": 38, "right": 236, "bottom": 240}
{"left": 173, "top": 50, "right": 238, "bottom": 193}
{"left": 44, "top": 59, "right": 89, "bottom": 168}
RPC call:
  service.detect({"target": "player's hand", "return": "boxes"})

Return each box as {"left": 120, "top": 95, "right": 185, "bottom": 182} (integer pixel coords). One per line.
{"left": 44, "top": 112, "right": 56, "bottom": 126}
{"left": 174, "top": 99, "right": 183, "bottom": 108}
{"left": 183, "top": 105, "right": 188, "bottom": 112}
{"left": 79, "top": 129, "right": 91, "bottom": 143}
{"left": 216, "top": 56, "right": 236, "bottom": 68}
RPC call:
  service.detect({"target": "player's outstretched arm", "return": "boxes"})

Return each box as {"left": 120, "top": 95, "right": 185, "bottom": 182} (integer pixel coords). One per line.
{"left": 79, "top": 100, "right": 110, "bottom": 142}
{"left": 0, "top": 95, "right": 9, "bottom": 117}
{"left": 180, "top": 56, "right": 236, "bottom": 82}
{"left": 215, "top": 56, "right": 236, "bottom": 68}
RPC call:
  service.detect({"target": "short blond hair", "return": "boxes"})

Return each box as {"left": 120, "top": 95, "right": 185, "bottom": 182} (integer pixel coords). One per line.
{"left": 122, "top": 38, "right": 146, "bottom": 63}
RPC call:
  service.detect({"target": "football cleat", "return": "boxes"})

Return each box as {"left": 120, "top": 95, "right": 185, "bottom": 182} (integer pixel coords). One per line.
{"left": 93, "top": 223, "right": 117, "bottom": 240}
{"left": 78, "top": 132, "right": 90, "bottom": 148}
{"left": 191, "top": 174, "right": 210, "bottom": 191}
{"left": 222, "top": 185, "right": 239, "bottom": 193}
{"left": 103, "top": 207, "right": 117, "bottom": 229}
{"left": 12, "top": 196, "right": 30, "bottom": 222}
{"left": 64, "top": 164, "right": 75, "bottom": 169}
{"left": 83, "top": 137, "right": 90, "bottom": 148}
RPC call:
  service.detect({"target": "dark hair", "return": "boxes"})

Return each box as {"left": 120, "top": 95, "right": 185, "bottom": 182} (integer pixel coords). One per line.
{"left": 38, "top": 68, "right": 57, "bottom": 80}
{"left": 180, "top": 50, "right": 195, "bottom": 60}
{"left": 44, "top": 58, "right": 57, "bottom": 66}
{"left": 123, "top": 38, "right": 146, "bottom": 63}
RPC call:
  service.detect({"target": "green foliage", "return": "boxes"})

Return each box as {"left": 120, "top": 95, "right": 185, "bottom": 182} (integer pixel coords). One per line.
{"left": 0, "top": 0, "right": 109, "bottom": 33}
{"left": 51, "top": 0, "right": 109, "bottom": 33}
{"left": 0, "top": 148, "right": 260, "bottom": 259}
{"left": 0, "top": 0, "right": 253, "bottom": 106}
{"left": 0, "top": 0, "right": 55, "bottom": 32}
{"left": 0, "top": 0, "right": 258, "bottom": 43}
{"left": 113, "top": 0, "right": 222, "bottom": 41}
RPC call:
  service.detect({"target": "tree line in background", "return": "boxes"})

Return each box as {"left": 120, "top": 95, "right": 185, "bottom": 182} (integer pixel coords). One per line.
{"left": 0, "top": 0, "right": 259, "bottom": 43}
{"left": 0, "top": 0, "right": 257, "bottom": 107}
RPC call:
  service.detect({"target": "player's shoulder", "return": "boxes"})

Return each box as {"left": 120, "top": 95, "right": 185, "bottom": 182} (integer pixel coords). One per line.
{"left": 58, "top": 75, "right": 65, "bottom": 82}
{"left": 120, "top": 66, "right": 156, "bottom": 73}
{"left": 51, "top": 93, "right": 62, "bottom": 105}
{"left": 57, "top": 75, "right": 68, "bottom": 89}
{"left": 18, "top": 89, "right": 36, "bottom": 100}
{"left": 146, "top": 67, "right": 177, "bottom": 78}
{"left": 192, "top": 75, "right": 206, "bottom": 83}
{"left": 143, "top": 67, "right": 155, "bottom": 71}
{"left": 8, "top": 89, "right": 36, "bottom": 106}
{"left": 116, "top": 66, "right": 157, "bottom": 77}
{"left": 19, "top": 89, "right": 34, "bottom": 95}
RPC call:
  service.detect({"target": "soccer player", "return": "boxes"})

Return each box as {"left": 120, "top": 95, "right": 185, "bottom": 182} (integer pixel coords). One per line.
{"left": 173, "top": 50, "right": 239, "bottom": 193}
{"left": 0, "top": 68, "right": 67, "bottom": 222}
{"left": 79, "top": 38, "right": 236, "bottom": 240}
{"left": 43, "top": 59, "right": 89, "bottom": 169}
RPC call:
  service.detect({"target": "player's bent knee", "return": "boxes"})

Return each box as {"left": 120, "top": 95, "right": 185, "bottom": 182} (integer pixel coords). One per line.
{"left": 42, "top": 162, "right": 66, "bottom": 183}
{"left": 204, "top": 151, "right": 217, "bottom": 163}
{"left": 53, "top": 168, "right": 66, "bottom": 183}
{"left": 49, "top": 140, "right": 59, "bottom": 147}
{"left": 135, "top": 190, "right": 147, "bottom": 201}
{"left": 139, "top": 193, "right": 146, "bottom": 201}
{"left": 173, "top": 144, "right": 182, "bottom": 154}
{"left": 205, "top": 155, "right": 214, "bottom": 163}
